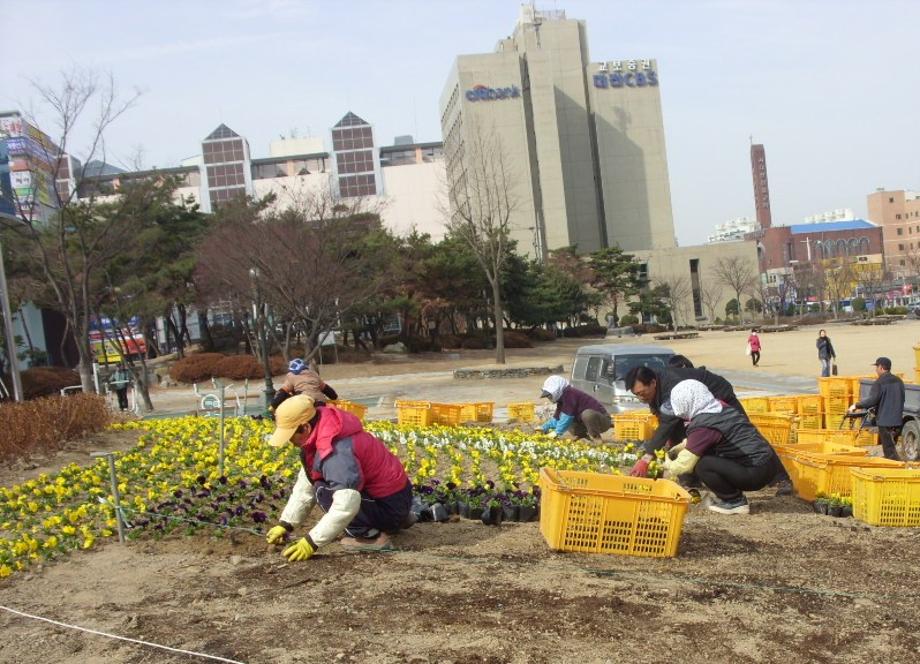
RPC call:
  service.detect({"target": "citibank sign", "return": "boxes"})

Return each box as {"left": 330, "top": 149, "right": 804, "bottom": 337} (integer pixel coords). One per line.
{"left": 465, "top": 84, "right": 521, "bottom": 102}
{"left": 593, "top": 71, "right": 659, "bottom": 89}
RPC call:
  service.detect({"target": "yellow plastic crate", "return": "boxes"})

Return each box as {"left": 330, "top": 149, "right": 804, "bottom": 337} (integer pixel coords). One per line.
{"left": 796, "top": 413, "right": 824, "bottom": 430}
{"left": 823, "top": 396, "right": 850, "bottom": 416}
{"left": 818, "top": 377, "right": 852, "bottom": 399}
{"left": 794, "top": 428, "right": 860, "bottom": 446}
{"left": 613, "top": 416, "right": 656, "bottom": 441}
{"left": 851, "top": 467, "right": 920, "bottom": 526}
{"left": 854, "top": 428, "right": 877, "bottom": 446}
{"left": 431, "top": 403, "right": 464, "bottom": 426}
{"left": 739, "top": 396, "right": 770, "bottom": 414}
{"left": 797, "top": 395, "right": 824, "bottom": 415}
{"left": 789, "top": 453, "right": 903, "bottom": 502}
{"left": 539, "top": 468, "right": 690, "bottom": 558}
{"left": 772, "top": 442, "right": 867, "bottom": 487}
{"left": 395, "top": 400, "right": 433, "bottom": 426}
{"left": 768, "top": 396, "right": 799, "bottom": 414}
{"left": 458, "top": 402, "right": 494, "bottom": 423}
{"left": 507, "top": 402, "right": 536, "bottom": 423}
{"left": 749, "top": 413, "right": 794, "bottom": 445}
{"left": 915, "top": 368, "right": 920, "bottom": 386}
{"left": 329, "top": 399, "right": 368, "bottom": 421}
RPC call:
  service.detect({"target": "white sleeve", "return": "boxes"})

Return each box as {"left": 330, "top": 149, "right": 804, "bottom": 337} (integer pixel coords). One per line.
{"left": 308, "top": 488, "right": 361, "bottom": 547}
{"left": 279, "top": 468, "right": 316, "bottom": 527}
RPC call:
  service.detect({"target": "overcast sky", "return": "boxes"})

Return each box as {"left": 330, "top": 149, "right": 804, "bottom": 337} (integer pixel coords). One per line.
{"left": 2, "top": 0, "right": 917, "bottom": 245}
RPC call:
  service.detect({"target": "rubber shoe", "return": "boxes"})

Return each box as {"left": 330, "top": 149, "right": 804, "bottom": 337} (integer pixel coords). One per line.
{"left": 705, "top": 495, "right": 750, "bottom": 515}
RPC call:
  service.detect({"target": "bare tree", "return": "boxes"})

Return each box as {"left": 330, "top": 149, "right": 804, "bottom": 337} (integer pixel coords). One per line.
{"left": 711, "top": 256, "right": 757, "bottom": 324}
{"left": 0, "top": 70, "right": 140, "bottom": 392}
{"left": 856, "top": 263, "right": 889, "bottom": 316}
{"left": 699, "top": 276, "right": 724, "bottom": 322}
{"left": 655, "top": 275, "right": 691, "bottom": 330}
{"left": 824, "top": 259, "right": 854, "bottom": 319}
{"left": 442, "top": 123, "right": 520, "bottom": 364}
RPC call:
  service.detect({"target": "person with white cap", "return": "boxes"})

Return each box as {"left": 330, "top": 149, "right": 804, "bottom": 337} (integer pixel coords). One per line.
{"left": 270, "top": 357, "right": 338, "bottom": 412}
{"left": 264, "top": 395, "right": 413, "bottom": 558}
{"left": 536, "top": 375, "right": 610, "bottom": 442}
{"left": 663, "top": 379, "right": 781, "bottom": 515}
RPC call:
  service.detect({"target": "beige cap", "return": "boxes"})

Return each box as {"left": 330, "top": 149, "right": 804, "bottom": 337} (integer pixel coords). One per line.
{"left": 267, "top": 394, "right": 316, "bottom": 447}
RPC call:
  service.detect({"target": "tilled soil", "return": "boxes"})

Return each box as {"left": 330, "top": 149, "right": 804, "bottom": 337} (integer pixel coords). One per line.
{"left": 1, "top": 490, "right": 918, "bottom": 664}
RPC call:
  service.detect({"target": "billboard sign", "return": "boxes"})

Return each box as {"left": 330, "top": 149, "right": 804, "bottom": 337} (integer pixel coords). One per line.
{"left": 0, "top": 141, "right": 14, "bottom": 218}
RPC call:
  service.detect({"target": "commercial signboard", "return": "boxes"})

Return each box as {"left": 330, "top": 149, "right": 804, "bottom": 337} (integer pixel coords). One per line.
{"left": 0, "top": 141, "right": 15, "bottom": 218}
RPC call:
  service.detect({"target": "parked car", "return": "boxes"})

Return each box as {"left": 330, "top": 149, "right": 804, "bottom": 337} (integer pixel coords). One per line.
{"left": 570, "top": 344, "right": 675, "bottom": 413}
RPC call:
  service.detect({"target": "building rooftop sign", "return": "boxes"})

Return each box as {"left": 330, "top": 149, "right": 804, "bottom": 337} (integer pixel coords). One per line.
{"left": 464, "top": 84, "right": 521, "bottom": 102}
{"left": 593, "top": 59, "right": 658, "bottom": 89}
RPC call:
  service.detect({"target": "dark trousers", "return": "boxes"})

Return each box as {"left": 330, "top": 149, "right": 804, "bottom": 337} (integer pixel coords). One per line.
{"left": 115, "top": 387, "right": 129, "bottom": 411}
{"left": 695, "top": 454, "right": 780, "bottom": 501}
{"left": 314, "top": 480, "right": 412, "bottom": 538}
{"left": 570, "top": 409, "right": 612, "bottom": 440}
{"left": 750, "top": 351, "right": 760, "bottom": 366}
{"left": 878, "top": 426, "right": 901, "bottom": 460}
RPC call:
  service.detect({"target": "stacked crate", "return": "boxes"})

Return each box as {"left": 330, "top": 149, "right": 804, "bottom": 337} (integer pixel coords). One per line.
{"left": 818, "top": 377, "right": 852, "bottom": 425}
{"left": 796, "top": 395, "right": 824, "bottom": 430}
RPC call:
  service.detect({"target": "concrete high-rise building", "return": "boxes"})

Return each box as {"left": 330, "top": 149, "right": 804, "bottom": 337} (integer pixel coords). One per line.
{"left": 750, "top": 143, "right": 772, "bottom": 229}
{"left": 867, "top": 188, "right": 920, "bottom": 276}
{"left": 439, "top": 6, "right": 676, "bottom": 258}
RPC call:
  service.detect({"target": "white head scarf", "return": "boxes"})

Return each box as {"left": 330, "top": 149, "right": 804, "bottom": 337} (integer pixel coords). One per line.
{"left": 541, "top": 375, "right": 570, "bottom": 402}
{"left": 669, "top": 379, "right": 723, "bottom": 420}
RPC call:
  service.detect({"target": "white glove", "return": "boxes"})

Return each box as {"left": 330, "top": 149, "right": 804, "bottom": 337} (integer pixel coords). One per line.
{"left": 663, "top": 449, "right": 700, "bottom": 477}
{"left": 279, "top": 469, "right": 316, "bottom": 527}
{"left": 669, "top": 439, "right": 688, "bottom": 456}
{"left": 308, "top": 488, "right": 361, "bottom": 547}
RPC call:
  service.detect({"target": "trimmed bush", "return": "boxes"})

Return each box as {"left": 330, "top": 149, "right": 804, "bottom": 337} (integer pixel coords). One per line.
{"left": 438, "top": 334, "right": 464, "bottom": 349}
{"left": 0, "top": 394, "right": 110, "bottom": 462}
{"left": 213, "top": 355, "right": 263, "bottom": 380}
{"left": 502, "top": 330, "right": 533, "bottom": 348}
{"left": 168, "top": 353, "right": 224, "bottom": 384}
{"left": 460, "top": 336, "right": 490, "bottom": 349}
{"left": 526, "top": 328, "right": 557, "bottom": 342}
{"left": 618, "top": 314, "right": 639, "bottom": 326}
{"left": 19, "top": 367, "right": 82, "bottom": 400}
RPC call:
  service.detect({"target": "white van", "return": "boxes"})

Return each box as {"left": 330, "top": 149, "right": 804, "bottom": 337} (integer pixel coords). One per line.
{"left": 571, "top": 344, "right": 675, "bottom": 412}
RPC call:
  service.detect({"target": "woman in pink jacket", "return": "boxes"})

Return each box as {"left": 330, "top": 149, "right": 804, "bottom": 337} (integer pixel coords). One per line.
{"left": 747, "top": 329, "right": 761, "bottom": 367}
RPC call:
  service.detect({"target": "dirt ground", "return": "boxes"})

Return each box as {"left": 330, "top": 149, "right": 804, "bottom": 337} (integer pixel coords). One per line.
{"left": 3, "top": 321, "right": 920, "bottom": 663}
{"left": 1, "top": 490, "right": 919, "bottom": 664}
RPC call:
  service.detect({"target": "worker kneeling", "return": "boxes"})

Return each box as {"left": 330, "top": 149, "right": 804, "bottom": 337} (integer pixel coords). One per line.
{"left": 265, "top": 395, "right": 413, "bottom": 559}
{"left": 663, "top": 380, "right": 782, "bottom": 515}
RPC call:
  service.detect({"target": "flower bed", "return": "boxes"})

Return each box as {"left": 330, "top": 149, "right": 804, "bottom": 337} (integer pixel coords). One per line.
{"left": 0, "top": 417, "right": 660, "bottom": 578}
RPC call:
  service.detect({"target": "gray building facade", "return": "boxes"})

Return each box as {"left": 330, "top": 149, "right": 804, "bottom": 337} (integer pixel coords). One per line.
{"left": 439, "top": 6, "right": 676, "bottom": 258}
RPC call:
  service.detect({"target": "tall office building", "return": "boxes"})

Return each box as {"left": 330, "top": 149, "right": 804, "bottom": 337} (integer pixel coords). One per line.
{"left": 750, "top": 143, "right": 772, "bottom": 229}
{"left": 439, "top": 6, "right": 676, "bottom": 258}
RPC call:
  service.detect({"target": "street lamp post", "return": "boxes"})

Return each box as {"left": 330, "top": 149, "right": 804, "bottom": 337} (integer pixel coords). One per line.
{"left": 0, "top": 240, "right": 24, "bottom": 401}
{"left": 248, "top": 268, "right": 275, "bottom": 410}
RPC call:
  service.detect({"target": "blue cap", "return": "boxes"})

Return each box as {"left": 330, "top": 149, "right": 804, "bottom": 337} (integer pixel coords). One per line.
{"left": 288, "top": 358, "right": 306, "bottom": 375}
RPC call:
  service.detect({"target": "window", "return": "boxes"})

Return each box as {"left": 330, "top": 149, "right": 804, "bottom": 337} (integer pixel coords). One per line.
{"left": 612, "top": 354, "right": 672, "bottom": 382}
{"left": 890, "top": 197, "right": 895, "bottom": 203}
{"left": 900, "top": 260, "right": 906, "bottom": 266}
{"left": 898, "top": 244, "right": 905, "bottom": 251}
{"left": 897, "top": 214, "right": 902, "bottom": 220}
{"left": 585, "top": 356, "right": 601, "bottom": 382}
{"left": 206, "top": 163, "right": 245, "bottom": 187}
{"left": 897, "top": 228, "right": 903, "bottom": 235}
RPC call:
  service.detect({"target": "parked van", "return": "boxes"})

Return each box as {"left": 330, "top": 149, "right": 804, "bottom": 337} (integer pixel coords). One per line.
{"left": 571, "top": 344, "right": 675, "bottom": 412}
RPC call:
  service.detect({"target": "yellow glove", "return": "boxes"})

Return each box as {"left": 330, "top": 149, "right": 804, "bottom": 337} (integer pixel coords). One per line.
{"left": 669, "top": 439, "right": 688, "bottom": 456}
{"left": 283, "top": 537, "right": 316, "bottom": 562}
{"left": 265, "top": 524, "right": 290, "bottom": 545}
{"left": 663, "top": 449, "right": 700, "bottom": 477}
{"left": 546, "top": 430, "right": 558, "bottom": 439}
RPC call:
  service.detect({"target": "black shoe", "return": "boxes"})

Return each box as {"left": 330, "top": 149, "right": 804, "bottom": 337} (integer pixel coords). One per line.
{"left": 704, "top": 495, "right": 750, "bottom": 515}
{"left": 774, "top": 480, "right": 793, "bottom": 497}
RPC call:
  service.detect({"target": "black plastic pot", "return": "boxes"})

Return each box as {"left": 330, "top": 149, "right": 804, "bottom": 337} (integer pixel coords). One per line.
{"left": 502, "top": 504, "right": 520, "bottom": 522}
{"left": 828, "top": 504, "right": 843, "bottom": 517}
{"left": 815, "top": 501, "right": 829, "bottom": 515}
{"left": 842, "top": 504, "right": 853, "bottom": 518}
{"left": 430, "top": 503, "right": 449, "bottom": 522}
{"left": 517, "top": 505, "right": 538, "bottom": 522}
{"left": 481, "top": 505, "right": 503, "bottom": 526}
{"left": 457, "top": 501, "right": 470, "bottom": 519}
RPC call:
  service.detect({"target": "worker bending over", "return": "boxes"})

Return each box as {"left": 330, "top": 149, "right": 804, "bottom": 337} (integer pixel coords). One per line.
{"left": 537, "top": 375, "right": 611, "bottom": 442}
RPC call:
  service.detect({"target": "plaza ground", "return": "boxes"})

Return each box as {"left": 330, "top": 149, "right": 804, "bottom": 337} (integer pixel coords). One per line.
{"left": 1, "top": 321, "right": 919, "bottom": 663}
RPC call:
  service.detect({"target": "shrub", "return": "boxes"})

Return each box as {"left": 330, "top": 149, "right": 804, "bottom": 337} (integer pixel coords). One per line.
{"left": 633, "top": 323, "right": 668, "bottom": 334}
{"left": 0, "top": 394, "right": 110, "bottom": 462}
{"left": 168, "top": 353, "right": 225, "bottom": 384}
{"left": 618, "top": 315, "right": 639, "bottom": 326}
{"left": 19, "top": 367, "right": 82, "bottom": 400}
{"left": 438, "top": 334, "right": 464, "bottom": 349}
{"left": 213, "top": 355, "right": 263, "bottom": 380}
{"left": 502, "top": 330, "right": 533, "bottom": 348}
{"left": 526, "top": 328, "right": 556, "bottom": 342}
{"left": 460, "top": 336, "right": 490, "bottom": 349}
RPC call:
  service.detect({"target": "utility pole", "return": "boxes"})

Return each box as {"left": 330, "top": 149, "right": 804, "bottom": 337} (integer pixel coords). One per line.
{"left": 0, "top": 240, "right": 23, "bottom": 401}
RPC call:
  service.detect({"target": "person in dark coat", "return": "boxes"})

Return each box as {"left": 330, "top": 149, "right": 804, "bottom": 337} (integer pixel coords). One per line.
{"left": 623, "top": 365, "right": 744, "bottom": 477}
{"left": 816, "top": 329, "right": 837, "bottom": 377}
{"left": 663, "top": 380, "right": 782, "bottom": 514}
{"left": 850, "top": 357, "right": 905, "bottom": 460}
{"left": 537, "top": 375, "right": 610, "bottom": 442}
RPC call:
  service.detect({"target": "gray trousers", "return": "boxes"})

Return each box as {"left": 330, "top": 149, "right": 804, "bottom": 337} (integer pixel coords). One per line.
{"left": 570, "top": 409, "right": 612, "bottom": 440}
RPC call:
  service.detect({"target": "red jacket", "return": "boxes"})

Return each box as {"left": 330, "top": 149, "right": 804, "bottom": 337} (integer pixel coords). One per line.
{"left": 748, "top": 334, "right": 761, "bottom": 352}
{"left": 295, "top": 406, "right": 407, "bottom": 498}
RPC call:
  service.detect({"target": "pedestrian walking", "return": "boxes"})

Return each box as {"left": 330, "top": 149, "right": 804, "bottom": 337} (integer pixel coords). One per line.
{"left": 746, "top": 329, "right": 761, "bottom": 367}
{"left": 816, "top": 329, "right": 837, "bottom": 377}
{"left": 849, "top": 357, "right": 905, "bottom": 460}
{"left": 108, "top": 363, "right": 132, "bottom": 411}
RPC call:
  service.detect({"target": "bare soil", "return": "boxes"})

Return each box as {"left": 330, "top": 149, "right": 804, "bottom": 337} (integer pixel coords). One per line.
{"left": 1, "top": 489, "right": 918, "bottom": 664}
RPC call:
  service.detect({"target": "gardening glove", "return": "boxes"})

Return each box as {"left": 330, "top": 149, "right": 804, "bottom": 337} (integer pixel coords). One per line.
{"left": 667, "top": 439, "right": 688, "bottom": 459}
{"left": 282, "top": 536, "right": 317, "bottom": 562}
{"left": 265, "top": 522, "right": 292, "bottom": 545}
{"left": 629, "top": 456, "right": 651, "bottom": 477}
{"left": 663, "top": 449, "right": 700, "bottom": 477}
{"left": 308, "top": 488, "right": 361, "bottom": 547}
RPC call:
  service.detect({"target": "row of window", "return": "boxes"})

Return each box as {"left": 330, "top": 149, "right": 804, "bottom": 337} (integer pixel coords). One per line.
{"left": 207, "top": 163, "right": 245, "bottom": 188}
{"left": 894, "top": 224, "right": 920, "bottom": 235}
{"left": 338, "top": 174, "right": 376, "bottom": 198}
{"left": 209, "top": 186, "right": 246, "bottom": 205}
{"left": 203, "top": 139, "right": 245, "bottom": 165}
{"left": 332, "top": 135, "right": 374, "bottom": 151}
{"left": 895, "top": 211, "right": 920, "bottom": 220}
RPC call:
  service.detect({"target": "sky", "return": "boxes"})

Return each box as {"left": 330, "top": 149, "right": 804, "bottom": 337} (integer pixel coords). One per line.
{"left": 1, "top": 0, "right": 918, "bottom": 245}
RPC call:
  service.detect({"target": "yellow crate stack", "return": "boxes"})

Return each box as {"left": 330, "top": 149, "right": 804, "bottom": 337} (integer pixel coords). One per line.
{"left": 329, "top": 399, "right": 368, "bottom": 421}
{"left": 539, "top": 468, "right": 691, "bottom": 558}
{"left": 749, "top": 413, "right": 794, "bottom": 445}
{"left": 851, "top": 467, "right": 920, "bottom": 527}
{"left": 739, "top": 396, "right": 770, "bottom": 413}
{"left": 767, "top": 396, "right": 799, "bottom": 415}
{"left": 507, "top": 402, "right": 536, "bottom": 423}
{"left": 612, "top": 412, "right": 659, "bottom": 441}
{"left": 458, "top": 402, "right": 495, "bottom": 423}
{"left": 788, "top": 454, "right": 903, "bottom": 502}
{"left": 395, "top": 400, "right": 434, "bottom": 426}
